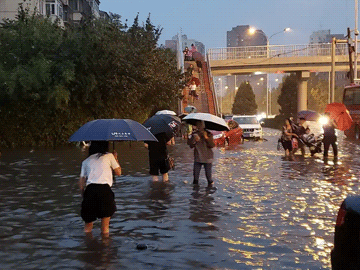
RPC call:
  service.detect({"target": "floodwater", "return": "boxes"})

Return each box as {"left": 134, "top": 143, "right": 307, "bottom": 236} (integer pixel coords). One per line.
{"left": 1, "top": 128, "right": 360, "bottom": 269}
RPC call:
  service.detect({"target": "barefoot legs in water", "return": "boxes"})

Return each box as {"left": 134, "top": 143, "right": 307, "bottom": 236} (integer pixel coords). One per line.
{"left": 162, "top": 173, "right": 169, "bottom": 182}
{"left": 84, "top": 217, "right": 110, "bottom": 235}
{"left": 152, "top": 173, "right": 168, "bottom": 182}
{"left": 84, "top": 222, "right": 93, "bottom": 233}
{"left": 101, "top": 217, "right": 110, "bottom": 235}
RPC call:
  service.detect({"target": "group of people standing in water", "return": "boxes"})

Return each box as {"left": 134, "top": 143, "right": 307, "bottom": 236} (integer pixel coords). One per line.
{"left": 77, "top": 113, "right": 340, "bottom": 234}
{"left": 281, "top": 114, "right": 338, "bottom": 159}
{"left": 77, "top": 119, "right": 214, "bottom": 235}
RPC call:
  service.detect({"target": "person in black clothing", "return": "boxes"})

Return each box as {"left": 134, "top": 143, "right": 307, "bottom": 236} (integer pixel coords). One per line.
{"left": 293, "top": 117, "right": 307, "bottom": 156}
{"left": 144, "top": 132, "right": 173, "bottom": 182}
{"left": 323, "top": 112, "right": 338, "bottom": 158}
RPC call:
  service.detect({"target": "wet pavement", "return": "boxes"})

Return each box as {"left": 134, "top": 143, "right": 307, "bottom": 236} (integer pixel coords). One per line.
{"left": 1, "top": 128, "right": 360, "bottom": 269}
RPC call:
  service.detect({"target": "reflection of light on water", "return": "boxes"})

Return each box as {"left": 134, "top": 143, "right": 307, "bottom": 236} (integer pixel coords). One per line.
{"left": 222, "top": 237, "right": 265, "bottom": 248}
{"left": 3, "top": 129, "right": 360, "bottom": 269}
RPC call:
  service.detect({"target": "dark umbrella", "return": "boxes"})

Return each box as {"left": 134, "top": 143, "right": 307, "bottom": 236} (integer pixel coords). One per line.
{"left": 325, "top": 102, "right": 353, "bottom": 131}
{"left": 69, "top": 119, "right": 157, "bottom": 142}
{"left": 143, "top": 114, "right": 181, "bottom": 141}
{"left": 190, "top": 76, "right": 201, "bottom": 86}
{"left": 183, "top": 113, "right": 229, "bottom": 131}
{"left": 297, "top": 110, "right": 321, "bottom": 121}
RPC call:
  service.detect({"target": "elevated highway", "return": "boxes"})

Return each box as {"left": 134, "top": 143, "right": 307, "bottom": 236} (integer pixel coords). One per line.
{"left": 207, "top": 43, "right": 351, "bottom": 112}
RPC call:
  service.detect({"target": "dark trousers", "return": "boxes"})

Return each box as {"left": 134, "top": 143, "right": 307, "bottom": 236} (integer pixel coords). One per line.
{"left": 193, "top": 162, "right": 212, "bottom": 184}
{"left": 323, "top": 136, "right": 338, "bottom": 157}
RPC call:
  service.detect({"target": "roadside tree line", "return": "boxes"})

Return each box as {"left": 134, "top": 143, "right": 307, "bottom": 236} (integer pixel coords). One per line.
{"left": 0, "top": 6, "right": 185, "bottom": 147}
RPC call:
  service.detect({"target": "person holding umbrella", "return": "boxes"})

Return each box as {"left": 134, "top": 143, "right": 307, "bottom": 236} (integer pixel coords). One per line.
{"left": 143, "top": 113, "right": 181, "bottom": 182}
{"left": 69, "top": 119, "right": 157, "bottom": 235}
{"left": 187, "top": 120, "right": 215, "bottom": 186}
{"left": 322, "top": 112, "right": 338, "bottom": 158}
{"left": 144, "top": 132, "right": 173, "bottom": 182}
{"left": 78, "top": 141, "right": 122, "bottom": 235}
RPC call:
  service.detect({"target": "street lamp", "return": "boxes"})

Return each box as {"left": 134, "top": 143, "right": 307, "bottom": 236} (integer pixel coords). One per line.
{"left": 248, "top": 27, "right": 291, "bottom": 117}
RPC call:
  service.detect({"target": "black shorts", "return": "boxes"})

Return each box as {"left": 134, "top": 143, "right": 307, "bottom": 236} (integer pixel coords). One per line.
{"left": 281, "top": 140, "right": 292, "bottom": 151}
{"left": 149, "top": 158, "right": 169, "bottom": 176}
{"left": 81, "top": 184, "right": 116, "bottom": 223}
{"left": 190, "top": 90, "right": 197, "bottom": 97}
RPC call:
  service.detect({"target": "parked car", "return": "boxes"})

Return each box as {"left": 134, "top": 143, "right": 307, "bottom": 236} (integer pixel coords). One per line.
{"left": 232, "top": 115, "right": 263, "bottom": 140}
{"left": 331, "top": 195, "right": 360, "bottom": 269}
{"left": 212, "top": 120, "right": 243, "bottom": 146}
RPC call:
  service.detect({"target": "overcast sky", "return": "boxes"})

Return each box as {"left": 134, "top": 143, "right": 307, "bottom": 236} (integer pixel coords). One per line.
{"left": 99, "top": 0, "right": 356, "bottom": 49}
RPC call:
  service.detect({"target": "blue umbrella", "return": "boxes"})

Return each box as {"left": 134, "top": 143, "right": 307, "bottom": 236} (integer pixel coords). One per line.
{"left": 69, "top": 119, "right": 158, "bottom": 142}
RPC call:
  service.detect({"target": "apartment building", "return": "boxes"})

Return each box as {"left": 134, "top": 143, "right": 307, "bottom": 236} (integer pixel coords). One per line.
{"left": 0, "top": 0, "right": 101, "bottom": 26}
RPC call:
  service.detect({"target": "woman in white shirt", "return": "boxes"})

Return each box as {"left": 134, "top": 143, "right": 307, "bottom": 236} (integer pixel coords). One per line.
{"left": 78, "top": 141, "right": 121, "bottom": 235}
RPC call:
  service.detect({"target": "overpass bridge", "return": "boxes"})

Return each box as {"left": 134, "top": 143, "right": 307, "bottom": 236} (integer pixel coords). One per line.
{"left": 207, "top": 43, "right": 351, "bottom": 112}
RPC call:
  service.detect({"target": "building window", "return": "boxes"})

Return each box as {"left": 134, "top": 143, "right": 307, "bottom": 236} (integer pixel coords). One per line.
{"left": 46, "top": 3, "right": 55, "bottom": 16}
{"left": 45, "top": 0, "right": 63, "bottom": 18}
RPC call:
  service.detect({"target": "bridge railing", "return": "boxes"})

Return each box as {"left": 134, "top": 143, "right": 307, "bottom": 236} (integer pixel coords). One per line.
{"left": 207, "top": 43, "right": 349, "bottom": 61}
{"left": 206, "top": 53, "right": 220, "bottom": 116}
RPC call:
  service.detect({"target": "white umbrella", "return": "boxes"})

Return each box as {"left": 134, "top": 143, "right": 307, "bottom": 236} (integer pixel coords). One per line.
{"left": 155, "top": 110, "right": 177, "bottom": 116}
{"left": 183, "top": 113, "right": 229, "bottom": 131}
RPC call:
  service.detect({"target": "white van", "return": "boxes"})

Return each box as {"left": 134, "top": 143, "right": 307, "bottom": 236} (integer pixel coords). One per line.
{"left": 232, "top": 115, "right": 263, "bottom": 140}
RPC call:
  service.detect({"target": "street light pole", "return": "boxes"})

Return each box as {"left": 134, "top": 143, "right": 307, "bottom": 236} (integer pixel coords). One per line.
{"left": 248, "top": 27, "right": 290, "bottom": 117}
{"left": 265, "top": 28, "right": 290, "bottom": 117}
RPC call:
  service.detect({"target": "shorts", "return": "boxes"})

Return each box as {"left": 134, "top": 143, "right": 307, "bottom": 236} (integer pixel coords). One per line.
{"left": 149, "top": 158, "right": 169, "bottom": 176}
{"left": 281, "top": 140, "right": 293, "bottom": 151}
{"left": 81, "top": 184, "right": 116, "bottom": 223}
{"left": 189, "top": 90, "right": 197, "bottom": 97}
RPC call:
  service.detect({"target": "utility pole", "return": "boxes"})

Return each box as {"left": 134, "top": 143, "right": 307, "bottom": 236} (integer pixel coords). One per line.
{"left": 355, "top": 0, "right": 359, "bottom": 80}
{"left": 330, "top": 35, "right": 349, "bottom": 102}
{"left": 347, "top": 27, "right": 355, "bottom": 84}
{"left": 331, "top": 37, "right": 336, "bottom": 103}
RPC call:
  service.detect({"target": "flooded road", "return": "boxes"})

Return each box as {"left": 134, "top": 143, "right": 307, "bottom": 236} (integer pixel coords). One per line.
{"left": 1, "top": 128, "right": 360, "bottom": 269}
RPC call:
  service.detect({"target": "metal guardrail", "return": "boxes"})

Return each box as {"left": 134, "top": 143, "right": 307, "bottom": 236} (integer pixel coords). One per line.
{"left": 207, "top": 43, "right": 349, "bottom": 61}
{"left": 206, "top": 53, "right": 220, "bottom": 116}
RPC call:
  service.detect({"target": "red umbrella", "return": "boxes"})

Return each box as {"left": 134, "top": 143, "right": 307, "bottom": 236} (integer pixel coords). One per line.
{"left": 190, "top": 76, "right": 201, "bottom": 86}
{"left": 324, "top": 102, "right": 353, "bottom": 131}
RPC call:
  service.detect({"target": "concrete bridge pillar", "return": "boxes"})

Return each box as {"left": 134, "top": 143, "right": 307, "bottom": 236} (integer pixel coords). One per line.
{"left": 297, "top": 71, "right": 310, "bottom": 112}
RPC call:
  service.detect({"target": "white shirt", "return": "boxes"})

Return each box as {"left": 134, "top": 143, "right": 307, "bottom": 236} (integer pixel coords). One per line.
{"left": 80, "top": 153, "right": 119, "bottom": 187}
{"left": 190, "top": 84, "right": 196, "bottom": 91}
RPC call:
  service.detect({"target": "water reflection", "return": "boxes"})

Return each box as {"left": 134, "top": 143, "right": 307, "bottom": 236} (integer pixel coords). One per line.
{"left": 145, "top": 181, "right": 172, "bottom": 221}
{"left": 1, "top": 129, "right": 360, "bottom": 269}
{"left": 79, "top": 234, "right": 119, "bottom": 269}
{"left": 189, "top": 186, "right": 219, "bottom": 225}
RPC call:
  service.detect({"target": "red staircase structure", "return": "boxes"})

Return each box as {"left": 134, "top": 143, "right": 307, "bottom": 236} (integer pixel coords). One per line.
{"left": 202, "top": 61, "right": 216, "bottom": 115}
{"left": 181, "top": 60, "right": 218, "bottom": 116}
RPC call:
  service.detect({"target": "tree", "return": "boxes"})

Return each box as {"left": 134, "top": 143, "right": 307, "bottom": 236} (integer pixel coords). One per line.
{"left": 277, "top": 73, "right": 299, "bottom": 117}
{"left": 0, "top": 8, "right": 185, "bottom": 147}
{"left": 232, "top": 81, "right": 257, "bottom": 115}
{"left": 307, "top": 73, "right": 329, "bottom": 112}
